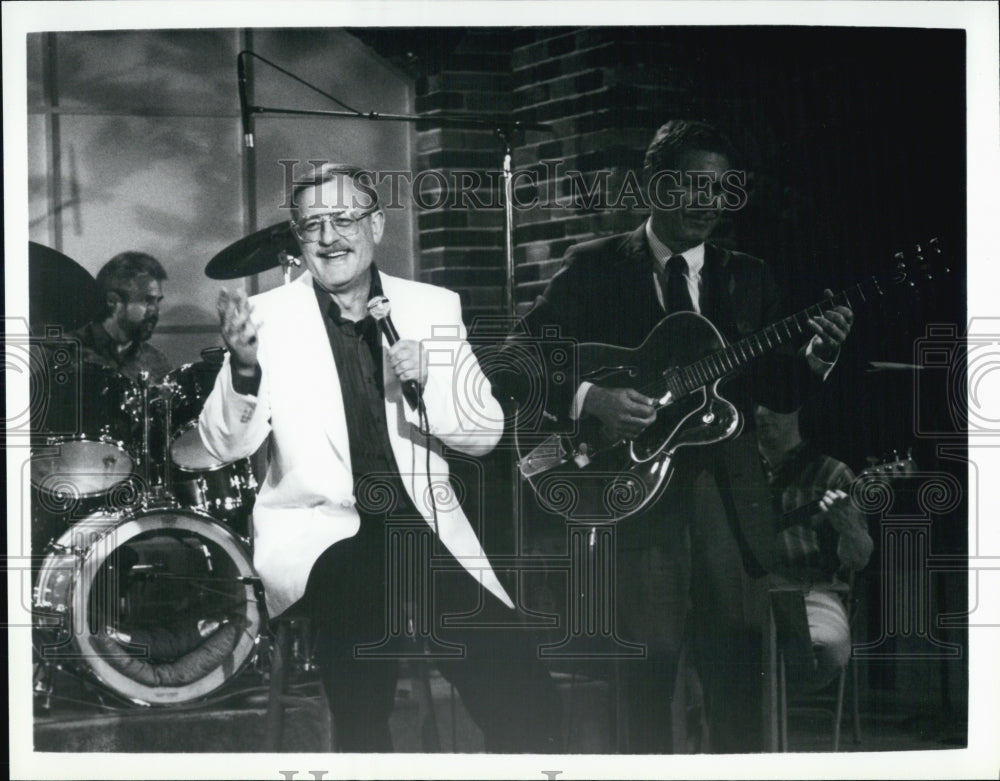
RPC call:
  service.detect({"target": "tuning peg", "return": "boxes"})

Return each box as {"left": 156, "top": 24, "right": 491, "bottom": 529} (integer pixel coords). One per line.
{"left": 929, "top": 238, "right": 950, "bottom": 275}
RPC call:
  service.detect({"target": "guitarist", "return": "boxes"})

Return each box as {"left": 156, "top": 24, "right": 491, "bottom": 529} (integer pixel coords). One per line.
{"left": 511, "top": 120, "right": 854, "bottom": 752}
{"left": 756, "top": 402, "right": 874, "bottom": 694}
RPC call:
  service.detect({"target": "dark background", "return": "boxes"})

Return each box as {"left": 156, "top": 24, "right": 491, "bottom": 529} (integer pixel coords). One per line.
{"left": 354, "top": 25, "right": 969, "bottom": 716}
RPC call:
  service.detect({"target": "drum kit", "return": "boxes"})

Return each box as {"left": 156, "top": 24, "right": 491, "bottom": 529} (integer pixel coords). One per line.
{"left": 28, "top": 235, "right": 299, "bottom": 709}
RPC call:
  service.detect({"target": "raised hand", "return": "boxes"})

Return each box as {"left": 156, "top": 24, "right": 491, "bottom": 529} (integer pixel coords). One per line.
{"left": 217, "top": 288, "right": 258, "bottom": 373}
{"left": 582, "top": 386, "right": 657, "bottom": 441}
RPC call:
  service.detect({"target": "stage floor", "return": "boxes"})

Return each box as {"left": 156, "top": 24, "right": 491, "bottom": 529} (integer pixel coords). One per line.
{"left": 33, "top": 664, "right": 964, "bottom": 755}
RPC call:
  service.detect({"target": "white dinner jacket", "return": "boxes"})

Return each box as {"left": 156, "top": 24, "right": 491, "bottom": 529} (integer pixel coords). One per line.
{"left": 198, "top": 270, "right": 513, "bottom": 618}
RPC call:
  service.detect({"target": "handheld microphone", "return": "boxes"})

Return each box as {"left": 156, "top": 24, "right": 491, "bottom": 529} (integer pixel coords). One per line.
{"left": 237, "top": 54, "right": 254, "bottom": 149}
{"left": 367, "top": 296, "right": 421, "bottom": 409}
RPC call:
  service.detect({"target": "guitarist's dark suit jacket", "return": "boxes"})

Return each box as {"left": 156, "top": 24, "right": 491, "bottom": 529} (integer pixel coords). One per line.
{"left": 519, "top": 223, "right": 819, "bottom": 562}
{"left": 513, "top": 223, "right": 822, "bottom": 752}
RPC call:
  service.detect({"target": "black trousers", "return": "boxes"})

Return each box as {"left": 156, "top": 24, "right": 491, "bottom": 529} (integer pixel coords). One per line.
{"left": 614, "top": 457, "right": 769, "bottom": 754}
{"left": 297, "top": 516, "right": 562, "bottom": 752}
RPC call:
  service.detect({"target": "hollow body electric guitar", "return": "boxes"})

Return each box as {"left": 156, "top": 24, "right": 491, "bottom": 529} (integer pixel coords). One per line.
{"left": 514, "top": 241, "right": 943, "bottom": 525}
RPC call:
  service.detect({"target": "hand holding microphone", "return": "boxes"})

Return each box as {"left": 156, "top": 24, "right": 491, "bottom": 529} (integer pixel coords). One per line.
{"left": 368, "top": 296, "right": 425, "bottom": 409}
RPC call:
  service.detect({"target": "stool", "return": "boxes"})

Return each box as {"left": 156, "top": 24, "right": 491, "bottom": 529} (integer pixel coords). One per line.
{"left": 264, "top": 615, "right": 333, "bottom": 752}
{"left": 763, "top": 582, "right": 862, "bottom": 752}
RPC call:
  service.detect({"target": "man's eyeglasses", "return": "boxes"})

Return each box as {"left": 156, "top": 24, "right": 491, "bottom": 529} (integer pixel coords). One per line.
{"left": 290, "top": 208, "right": 377, "bottom": 243}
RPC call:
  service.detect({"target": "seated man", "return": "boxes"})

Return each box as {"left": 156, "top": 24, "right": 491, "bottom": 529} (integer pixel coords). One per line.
{"left": 72, "top": 251, "right": 171, "bottom": 382}
{"left": 755, "top": 403, "right": 874, "bottom": 690}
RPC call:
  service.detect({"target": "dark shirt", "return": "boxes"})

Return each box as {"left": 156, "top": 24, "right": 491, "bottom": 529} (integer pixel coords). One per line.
{"left": 311, "top": 274, "right": 399, "bottom": 486}
{"left": 231, "top": 269, "right": 410, "bottom": 521}
{"left": 70, "top": 321, "right": 171, "bottom": 383}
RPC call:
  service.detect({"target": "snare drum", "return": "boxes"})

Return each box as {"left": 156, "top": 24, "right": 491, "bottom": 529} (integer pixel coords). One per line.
{"left": 33, "top": 506, "right": 261, "bottom": 705}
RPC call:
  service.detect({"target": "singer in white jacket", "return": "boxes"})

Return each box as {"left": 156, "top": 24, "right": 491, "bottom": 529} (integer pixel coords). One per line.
{"left": 199, "top": 164, "right": 560, "bottom": 752}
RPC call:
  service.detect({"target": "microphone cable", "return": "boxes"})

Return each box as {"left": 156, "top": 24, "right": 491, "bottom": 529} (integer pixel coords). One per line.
{"left": 417, "top": 393, "right": 439, "bottom": 535}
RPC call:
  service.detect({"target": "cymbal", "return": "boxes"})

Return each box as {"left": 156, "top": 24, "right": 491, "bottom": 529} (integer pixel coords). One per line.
{"left": 205, "top": 222, "right": 300, "bottom": 280}
{"left": 29, "top": 241, "right": 100, "bottom": 335}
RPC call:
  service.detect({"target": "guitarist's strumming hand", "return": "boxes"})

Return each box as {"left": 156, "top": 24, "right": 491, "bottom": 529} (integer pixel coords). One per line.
{"left": 808, "top": 289, "right": 854, "bottom": 363}
{"left": 582, "top": 386, "right": 657, "bottom": 441}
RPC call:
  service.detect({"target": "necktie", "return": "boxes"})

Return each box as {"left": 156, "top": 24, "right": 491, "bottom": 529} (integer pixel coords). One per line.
{"left": 664, "top": 254, "right": 694, "bottom": 313}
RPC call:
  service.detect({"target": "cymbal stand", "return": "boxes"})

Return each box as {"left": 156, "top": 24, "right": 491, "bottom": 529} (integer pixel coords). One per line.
{"left": 137, "top": 371, "right": 175, "bottom": 508}
{"left": 161, "top": 382, "right": 175, "bottom": 497}
{"left": 138, "top": 370, "right": 154, "bottom": 502}
{"left": 278, "top": 250, "right": 300, "bottom": 286}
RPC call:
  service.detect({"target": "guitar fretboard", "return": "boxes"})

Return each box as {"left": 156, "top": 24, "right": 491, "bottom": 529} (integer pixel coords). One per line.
{"left": 670, "top": 278, "right": 880, "bottom": 397}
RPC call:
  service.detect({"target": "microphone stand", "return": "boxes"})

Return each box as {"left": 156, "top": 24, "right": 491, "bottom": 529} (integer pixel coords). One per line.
{"left": 238, "top": 50, "right": 551, "bottom": 307}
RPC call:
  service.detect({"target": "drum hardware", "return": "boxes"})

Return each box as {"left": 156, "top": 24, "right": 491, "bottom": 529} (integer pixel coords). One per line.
{"left": 158, "top": 372, "right": 175, "bottom": 497}
{"left": 33, "top": 658, "right": 56, "bottom": 712}
{"left": 159, "top": 361, "right": 257, "bottom": 539}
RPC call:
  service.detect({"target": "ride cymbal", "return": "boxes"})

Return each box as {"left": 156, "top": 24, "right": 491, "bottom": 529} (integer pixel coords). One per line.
{"left": 205, "top": 222, "right": 300, "bottom": 280}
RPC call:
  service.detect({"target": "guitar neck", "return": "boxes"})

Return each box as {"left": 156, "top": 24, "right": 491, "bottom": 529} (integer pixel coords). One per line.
{"left": 678, "top": 281, "right": 875, "bottom": 393}
{"left": 776, "top": 457, "right": 915, "bottom": 532}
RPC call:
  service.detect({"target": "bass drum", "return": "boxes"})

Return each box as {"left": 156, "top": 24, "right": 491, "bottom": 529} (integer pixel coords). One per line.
{"left": 33, "top": 507, "right": 261, "bottom": 706}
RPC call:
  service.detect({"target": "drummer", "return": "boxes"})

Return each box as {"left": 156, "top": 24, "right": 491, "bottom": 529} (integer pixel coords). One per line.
{"left": 71, "top": 251, "right": 171, "bottom": 382}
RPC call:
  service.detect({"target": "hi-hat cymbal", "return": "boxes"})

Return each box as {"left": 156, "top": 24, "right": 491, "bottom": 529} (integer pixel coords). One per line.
{"left": 205, "top": 222, "right": 300, "bottom": 280}
{"left": 29, "top": 241, "right": 100, "bottom": 335}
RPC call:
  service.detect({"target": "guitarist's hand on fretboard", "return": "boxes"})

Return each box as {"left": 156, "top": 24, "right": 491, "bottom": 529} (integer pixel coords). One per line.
{"left": 581, "top": 386, "right": 657, "bottom": 441}
{"left": 807, "top": 288, "right": 854, "bottom": 363}
{"left": 817, "top": 488, "right": 853, "bottom": 532}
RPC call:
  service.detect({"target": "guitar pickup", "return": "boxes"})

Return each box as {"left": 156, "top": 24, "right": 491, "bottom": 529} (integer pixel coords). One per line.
{"left": 518, "top": 435, "right": 571, "bottom": 478}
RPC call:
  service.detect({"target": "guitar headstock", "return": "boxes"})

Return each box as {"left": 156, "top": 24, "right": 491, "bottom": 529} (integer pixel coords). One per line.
{"left": 861, "top": 449, "right": 917, "bottom": 480}
{"left": 889, "top": 237, "right": 950, "bottom": 290}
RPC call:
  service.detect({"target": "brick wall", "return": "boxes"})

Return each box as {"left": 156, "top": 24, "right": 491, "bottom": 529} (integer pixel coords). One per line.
{"left": 414, "top": 30, "right": 514, "bottom": 324}
{"left": 412, "top": 28, "right": 703, "bottom": 322}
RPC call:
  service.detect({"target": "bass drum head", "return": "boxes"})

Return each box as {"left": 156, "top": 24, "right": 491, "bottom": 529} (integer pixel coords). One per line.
{"left": 34, "top": 508, "right": 261, "bottom": 706}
